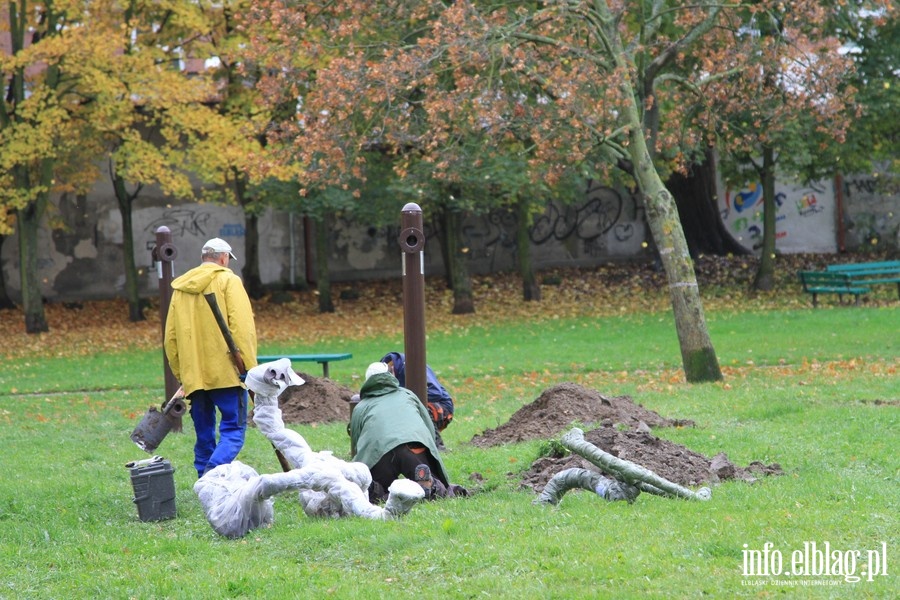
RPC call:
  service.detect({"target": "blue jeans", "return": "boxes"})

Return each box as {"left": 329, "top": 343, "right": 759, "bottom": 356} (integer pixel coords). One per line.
{"left": 189, "top": 387, "right": 248, "bottom": 478}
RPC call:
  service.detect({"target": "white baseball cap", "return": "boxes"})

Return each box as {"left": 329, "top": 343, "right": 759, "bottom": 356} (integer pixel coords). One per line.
{"left": 365, "top": 361, "right": 389, "bottom": 381}
{"left": 202, "top": 237, "right": 237, "bottom": 261}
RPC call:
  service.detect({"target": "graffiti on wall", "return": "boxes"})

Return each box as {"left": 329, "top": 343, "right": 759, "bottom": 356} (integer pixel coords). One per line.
{"left": 332, "top": 217, "right": 444, "bottom": 273}
{"left": 141, "top": 207, "right": 246, "bottom": 258}
{"left": 333, "top": 223, "right": 390, "bottom": 271}
{"left": 530, "top": 181, "right": 644, "bottom": 258}
{"left": 719, "top": 179, "right": 836, "bottom": 254}
{"left": 461, "top": 209, "right": 518, "bottom": 270}
{"left": 329, "top": 184, "right": 641, "bottom": 276}
{"left": 531, "top": 183, "right": 627, "bottom": 247}
{"left": 144, "top": 208, "right": 215, "bottom": 239}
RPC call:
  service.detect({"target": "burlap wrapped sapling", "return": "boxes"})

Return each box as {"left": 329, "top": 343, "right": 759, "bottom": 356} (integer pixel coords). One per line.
{"left": 534, "top": 428, "right": 712, "bottom": 507}
{"left": 560, "top": 427, "right": 712, "bottom": 501}
{"left": 193, "top": 359, "right": 426, "bottom": 538}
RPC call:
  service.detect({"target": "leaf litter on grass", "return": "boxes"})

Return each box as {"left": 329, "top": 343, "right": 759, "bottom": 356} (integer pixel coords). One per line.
{"left": 4, "top": 254, "right": 885, "bottom": 490}
{"left": 5, "top": 253, "right": 898, "bottom": 361}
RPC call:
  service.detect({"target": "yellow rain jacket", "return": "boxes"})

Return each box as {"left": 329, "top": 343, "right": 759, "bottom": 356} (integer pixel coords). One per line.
{"left": 164, "top": 262, "right": 257, "bottom": 396}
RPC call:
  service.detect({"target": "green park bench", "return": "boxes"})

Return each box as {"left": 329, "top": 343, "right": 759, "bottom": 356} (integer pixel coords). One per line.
{"left": 825, "top": 260, "right": 900, "bottom": 300}
{"left": 797, "top": 271, "right": 869, "bottom": 307}
{"left": 256, "top": 353, "right": 352, "bottom": 379}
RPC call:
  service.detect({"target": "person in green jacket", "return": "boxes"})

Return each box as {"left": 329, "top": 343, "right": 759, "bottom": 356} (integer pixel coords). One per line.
{"left": 164, "top": 237, "right": 257, "bottom": 478}
{"left": 350, "top": 362, "right": 466, "bottom": 501}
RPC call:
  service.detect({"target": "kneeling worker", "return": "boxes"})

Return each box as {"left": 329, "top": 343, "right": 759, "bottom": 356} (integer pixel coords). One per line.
{"left": 350, "top": 362, "right": 467, "bottom": 502}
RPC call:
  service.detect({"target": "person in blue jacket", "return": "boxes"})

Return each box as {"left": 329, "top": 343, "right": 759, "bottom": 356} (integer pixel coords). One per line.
{"left": 379, "top": 351, "right": 454, "bottom": 437}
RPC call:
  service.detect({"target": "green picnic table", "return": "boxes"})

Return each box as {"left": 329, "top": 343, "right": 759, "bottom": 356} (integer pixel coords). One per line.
{"left": 256, "top": 353, "right": 352, "bottom": 379}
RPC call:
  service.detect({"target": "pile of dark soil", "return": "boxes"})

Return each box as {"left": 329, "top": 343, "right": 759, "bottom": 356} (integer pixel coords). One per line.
{"left": 519, "top": 425, "right": 783, "bottom": 493}
{"left": 273, "top": 372, "right": 354, "bottom": 424}
{"left": 465, "top": 382, "right": 782, "bottom": 492}
{"left": 469, "top": 382, "right": 695, "bottom": 448}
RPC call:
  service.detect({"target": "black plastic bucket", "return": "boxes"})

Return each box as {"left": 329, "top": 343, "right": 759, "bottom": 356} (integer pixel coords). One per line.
{"left": 128, "top": 457, "right": 177, "bottom": 522}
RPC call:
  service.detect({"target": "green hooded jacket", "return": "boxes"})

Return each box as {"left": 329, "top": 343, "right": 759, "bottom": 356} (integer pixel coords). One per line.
{"left": 164, "top": 262, "right": 257, "bottom": 396}
{"left": 350, "top": 372, "right": 449, "bottom": 484}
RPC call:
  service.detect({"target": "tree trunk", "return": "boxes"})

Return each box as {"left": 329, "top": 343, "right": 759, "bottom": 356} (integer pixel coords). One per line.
{"left": 303, "top": 216, "right": 316, "bottom": 287}
{"left": 17, "top": 202, "right": 49, "bottom": 333}
{"left": 10, "top": 15, "right": 56, "bottom": 333}
{"left": 113, "top": 175, "right": 147, "bottom": 322}
{"left": 638, "top": 177, "right": 723, "bottom": 382}
{"left": 753, "top": 146, "right": 777, "bottom": 291}
{"left": 440, "top": 205, "right": 475, "bottom": 314}
{"left": 232, "top": 175, "right": 264, "bottom": 299}
{"left": 313, "top": 215, "right": 334, "bottom": 313}
{"left": 0, "top": 235, "right": 16, "bottom": 309}
{"left": 243, "top": 211, "right": 264, "bottom": 299}
{"left": 603, "top": 8, "right": 722, "bottom": 383}
{"left": 120, "top": 197, "right": 145, "bottom": 322}
{"left": 516, "top": 197, "right": 541, "bottom": 301}
{"left": 667, "top": 150, "right": 749, "bottom": 257}
{"left": 431, "top": 213, "right": 453, "bottom": 290}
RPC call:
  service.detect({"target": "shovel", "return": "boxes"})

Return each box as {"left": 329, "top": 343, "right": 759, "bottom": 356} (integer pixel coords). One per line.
{"left": 131, "top": 386, "right": 188, "bottom": 453}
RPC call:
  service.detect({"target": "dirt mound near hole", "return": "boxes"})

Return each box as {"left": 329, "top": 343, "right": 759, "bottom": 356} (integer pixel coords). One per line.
{"left": 464, "top": 381, "right": 781, "bottom": 492}
{"left": 519, "top": 425, "right": 784, "bottom": 492}
{"left": 469, "top": 382, "right": 694, "bottom": 448}
{"left": 268, "top": 372, "right": 354, "bottom": 425}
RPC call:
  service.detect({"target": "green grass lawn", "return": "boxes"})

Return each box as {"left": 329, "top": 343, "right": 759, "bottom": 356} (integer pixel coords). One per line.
{"left": 1, "top": 306, "right": 897, "bottom": 598}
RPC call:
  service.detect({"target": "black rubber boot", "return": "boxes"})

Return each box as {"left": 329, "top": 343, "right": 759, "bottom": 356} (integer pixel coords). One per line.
{"left": 413, "top": 464, "right": 433, "bottom": 499}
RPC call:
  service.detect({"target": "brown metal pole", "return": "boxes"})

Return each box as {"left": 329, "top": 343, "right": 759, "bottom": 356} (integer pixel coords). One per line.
{"left": 153, "top": 226, "right": 181, "bottom": 429}
{"left": 399, "top": 203, "right": 427, "bottom": 408}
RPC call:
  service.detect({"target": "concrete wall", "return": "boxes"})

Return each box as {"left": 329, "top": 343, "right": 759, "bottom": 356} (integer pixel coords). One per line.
{"left": 839, "top": 172, "right": 900, "bottom": 250}
{"left": 0, "top": 177, "right": 649, "bottom": 302}
{"left": 2, "top": 168, "right": 896, "bottom": 303}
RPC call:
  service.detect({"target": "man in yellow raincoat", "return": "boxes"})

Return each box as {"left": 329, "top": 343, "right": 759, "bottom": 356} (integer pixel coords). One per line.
{"left": 164, "top": 237, "right": 257, "bottom": 478}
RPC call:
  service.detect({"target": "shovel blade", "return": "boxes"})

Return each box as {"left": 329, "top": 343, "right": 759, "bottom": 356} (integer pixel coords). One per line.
{"left": 131, "top": 406, "right": 174, "bottom": 453}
